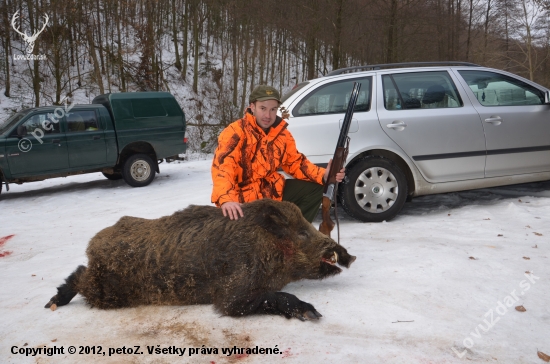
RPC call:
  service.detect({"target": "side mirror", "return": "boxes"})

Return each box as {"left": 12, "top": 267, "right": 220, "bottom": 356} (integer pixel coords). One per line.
{"left": 17, "top": 125, "right": 27, "bottom": 137}
{"left": 545, "top": 90, "right": 550, "bottom": 104}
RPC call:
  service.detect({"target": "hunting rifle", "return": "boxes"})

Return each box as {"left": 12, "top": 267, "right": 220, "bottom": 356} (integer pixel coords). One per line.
{"left": 319, "top": 82, "right": 361, "bottom": 240}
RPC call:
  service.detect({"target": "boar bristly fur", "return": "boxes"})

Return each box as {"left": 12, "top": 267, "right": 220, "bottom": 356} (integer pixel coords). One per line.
{"left": 45, "top": 199, "right": 355, "bottom": 321}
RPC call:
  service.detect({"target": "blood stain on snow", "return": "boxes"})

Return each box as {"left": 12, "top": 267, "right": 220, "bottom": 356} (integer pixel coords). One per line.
{"left": 0, "top": 234, "right": 15, "bottom": 247}
{"left": 282, "top": 348, "right": 292, "bottom": 358}
{"left": 0, "top": 235, "right": 15, "bottom": 258}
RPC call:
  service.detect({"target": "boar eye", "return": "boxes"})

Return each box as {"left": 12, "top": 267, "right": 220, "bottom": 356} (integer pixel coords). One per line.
{"left": 298, "top": 230, "right": 309, "bottom": 240}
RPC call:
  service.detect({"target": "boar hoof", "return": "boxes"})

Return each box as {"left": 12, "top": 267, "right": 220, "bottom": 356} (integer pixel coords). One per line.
{"left": 301, "top": 309, "right": 323, "bottom": 321}
{"left": 275, "top": 292, "right": 322, "bottom": 321}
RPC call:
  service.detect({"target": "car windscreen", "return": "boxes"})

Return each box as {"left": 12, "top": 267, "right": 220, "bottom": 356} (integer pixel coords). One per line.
{"left": 281, "top": 82, "right": 310, "bottom": 104}
{"left": 0, "top": 109, "right": 32, "bottom": 135}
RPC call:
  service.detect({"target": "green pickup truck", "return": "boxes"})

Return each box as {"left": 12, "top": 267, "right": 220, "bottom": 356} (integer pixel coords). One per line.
{"left": 0, "top": 92, "right": 187, "bottom": 195}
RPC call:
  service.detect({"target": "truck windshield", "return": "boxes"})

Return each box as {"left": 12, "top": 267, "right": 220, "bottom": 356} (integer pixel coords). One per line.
{"left": 0, "top": 109, "right": 31, "bottom": 135}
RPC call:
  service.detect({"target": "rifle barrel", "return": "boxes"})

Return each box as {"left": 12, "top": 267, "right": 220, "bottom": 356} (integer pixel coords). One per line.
{"left": 336, "top": 83, "right": 361, "bottom": 148}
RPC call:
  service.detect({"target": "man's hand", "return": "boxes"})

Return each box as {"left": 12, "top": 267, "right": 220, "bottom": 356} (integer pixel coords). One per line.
{"left": 323, "top": 159, "right": 346, "bottom": 183}
{"left": 221, "top": 202, "right": 244, "bottom": 220}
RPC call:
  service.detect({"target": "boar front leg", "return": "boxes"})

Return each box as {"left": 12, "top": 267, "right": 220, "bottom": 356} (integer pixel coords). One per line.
{"left": 215, "top": 288, "right": 322, "bottom": 321}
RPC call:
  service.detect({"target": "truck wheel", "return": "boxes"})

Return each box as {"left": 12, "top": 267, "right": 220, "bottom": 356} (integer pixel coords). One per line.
{"left": 102, "top": 172, "right": 122, "bottom": 180}
{"left": 339, "top": 156, "right": 408, "bottom": 222}
{"left": 122, "top": 154, "right": 156, "bottom": 187}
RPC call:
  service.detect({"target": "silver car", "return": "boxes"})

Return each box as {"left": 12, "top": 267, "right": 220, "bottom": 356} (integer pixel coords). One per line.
{"left": 280, "top": 62, "right": 550, "bottom": 222}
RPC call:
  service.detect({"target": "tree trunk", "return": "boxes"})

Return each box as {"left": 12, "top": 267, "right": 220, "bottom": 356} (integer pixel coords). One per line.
{"left": 1, "top": 0, "right": 11, "bottom": 97}
{"left": 483, "top": 0, "right": 492, "bottom": 63}
{"left": 306, "top": 34, "right": 315, "bottom": 80}
{"left": 86, "top": 14, "right": 105, "bottom": 94}
{"left": 115, "top": 1, "right": 126, "bottom": 91}
{"left": 504, "top": 0, "right": 510, "bottom": 69}
{"left": 240, "top": 23, "right": 249, "bottom": 113}
{"left": 332, "top": 0, "right": 344, "bottom": 70}
{"left": 192, "top": 2, "right": 200, "bottom": 93}
{"left": 386, "top": 0, "right": 398, "bottom": 63}
{"left": 95, "top": 0, "right": 105, "bottom": 74}
{"left": 455, "top": 0, "right": 462, "bottom": 59}
{"left": 520, "top": 0, "right": 534, "bottom": 80}
{"left": 250, "top": 26, "right": 258, "bottom": 91}
{"left": 52, "top": 11, "right": 62, "bottom": 104}
{"left": 182, "top": 1, "right": 189, "bottom": 79}
{"left": 104, "top": 0, "right": 112, "bottom": 93}
{"left": 172, "top": 0, "right": 181, "bottom": 71}
{"left": 259, "top": 29, "right": 265, "bottom": 85}
{"left": 466, "top": 0, "right": 473, "bottom": 61}
{"left": 232, "top": 19, "right": 238, "bottom": 106}
{"left": 25, "top": 0, "right": 40, "bottom": 106}
{"left": 447, "top": 0, "right": 454, "bottom": 59}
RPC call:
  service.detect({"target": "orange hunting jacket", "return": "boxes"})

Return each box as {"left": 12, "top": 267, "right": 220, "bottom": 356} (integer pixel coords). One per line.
{"left": 211, "top": 111, "right": 325, "bottom": 206}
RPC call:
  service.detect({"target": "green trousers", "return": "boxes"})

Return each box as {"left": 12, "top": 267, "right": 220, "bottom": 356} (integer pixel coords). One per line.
{"left": 282, "top": 179, "right": 323, "bottom": 223}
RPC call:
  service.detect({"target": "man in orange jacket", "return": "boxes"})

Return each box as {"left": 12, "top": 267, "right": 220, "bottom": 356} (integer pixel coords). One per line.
{"left": 211, "top": 85, "right": 345, "bottom": 222}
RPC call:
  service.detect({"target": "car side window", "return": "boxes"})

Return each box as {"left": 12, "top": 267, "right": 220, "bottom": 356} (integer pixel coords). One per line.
{"left": 67, "top": 111, "right": 100, "bottom": 132}
{"left": 293, "top": 78, "right": 371, "bottom": 117}
{"left": 21, "top": 113, "right": 60, "bottom": 134}
{"left": 458, "top": 70, "right": 544, "bottom": 106}
{"left": 382, "top": 71, "right": 463, "bottom": 110}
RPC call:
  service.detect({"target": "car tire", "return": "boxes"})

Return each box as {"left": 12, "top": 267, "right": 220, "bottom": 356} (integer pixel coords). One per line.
{"left": 339, "top": 156, "right": 408, "bottom": 222}
{"left": 122, "top": 154, "right": 156, "bottom": 187}
{"left": 102, "top": 172, "right": 123, "bottom": 180}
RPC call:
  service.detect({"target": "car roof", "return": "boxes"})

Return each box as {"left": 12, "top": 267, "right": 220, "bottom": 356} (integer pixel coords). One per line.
{"left": 282, "top": 62, "right": 548, "bottom": 104}
{"left": 325, "top": 61, "right": 481, "bottom": 76}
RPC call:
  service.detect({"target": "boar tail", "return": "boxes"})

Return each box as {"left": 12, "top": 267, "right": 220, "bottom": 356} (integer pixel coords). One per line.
{"left": 44, "top": 265, "right": 87, "bottom": 309}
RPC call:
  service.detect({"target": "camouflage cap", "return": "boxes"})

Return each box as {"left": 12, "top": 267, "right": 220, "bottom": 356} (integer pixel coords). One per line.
{"left": 249, "top": 85, "right": 281, "bottom": 104}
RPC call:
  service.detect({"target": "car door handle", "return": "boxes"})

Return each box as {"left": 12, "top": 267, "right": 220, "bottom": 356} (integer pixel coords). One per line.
{"left": 52, "top": 139, "right": 61, "bottom": 143}
{"left": 93, "top": 135, "right": 101, "bottom": 140}
{"left": 484, "top": 116, "right": 502, "bottom": 125}
{"left": 386, "top": 121, "right": 407, "bottom": 130}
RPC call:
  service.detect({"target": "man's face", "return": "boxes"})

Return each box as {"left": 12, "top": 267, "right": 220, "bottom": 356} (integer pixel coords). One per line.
{"left": 250, "top": 99, "right": 279, "bottom": 130}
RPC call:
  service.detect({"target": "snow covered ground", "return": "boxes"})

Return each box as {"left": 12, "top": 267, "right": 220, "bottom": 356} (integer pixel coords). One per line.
{"left": 0, "top": 156, "right": 548, "bottom": 363}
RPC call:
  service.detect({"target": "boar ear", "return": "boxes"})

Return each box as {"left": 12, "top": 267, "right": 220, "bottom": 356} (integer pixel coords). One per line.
{"left": 255, "top": 203, "right": 291, "bottom": 238}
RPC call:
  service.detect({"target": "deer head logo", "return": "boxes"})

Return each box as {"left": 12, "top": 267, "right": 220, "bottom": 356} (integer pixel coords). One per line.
{"left": 11, "top": 11, "right": 49, "bottom": 55}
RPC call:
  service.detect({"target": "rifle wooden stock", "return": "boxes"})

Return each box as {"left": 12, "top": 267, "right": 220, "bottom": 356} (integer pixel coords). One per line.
{"left": 319, "top": 196, "right": 335, "bottom": 236}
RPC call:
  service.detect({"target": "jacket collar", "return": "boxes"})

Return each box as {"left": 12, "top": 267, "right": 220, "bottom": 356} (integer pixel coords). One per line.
{"left": 243, "top": 110, "right": 287, "bottom": 141}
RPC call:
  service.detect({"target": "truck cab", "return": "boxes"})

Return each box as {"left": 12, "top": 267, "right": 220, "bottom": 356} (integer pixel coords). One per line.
{"left": 0, "top": 92, "right": 187, "bottom": 195}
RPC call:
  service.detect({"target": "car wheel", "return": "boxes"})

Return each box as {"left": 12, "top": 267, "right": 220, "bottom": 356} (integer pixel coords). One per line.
{"left": 122, "top": 154, "right": 156, "bottom": 187}
{"left": 340, "top": 156, "right": 408, "bottom": 222}
{"left": 102, "top": 172, "right": 123, "bottom": 180}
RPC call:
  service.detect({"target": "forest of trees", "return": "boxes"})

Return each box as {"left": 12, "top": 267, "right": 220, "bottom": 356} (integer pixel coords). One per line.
{"left": 1, "top": 0, "right": 549, "bottom": 141}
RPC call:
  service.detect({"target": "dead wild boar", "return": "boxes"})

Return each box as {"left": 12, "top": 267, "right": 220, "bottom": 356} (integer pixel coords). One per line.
{"left": 45, "top": 199, "right": 356, "bottom": 321}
